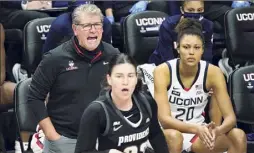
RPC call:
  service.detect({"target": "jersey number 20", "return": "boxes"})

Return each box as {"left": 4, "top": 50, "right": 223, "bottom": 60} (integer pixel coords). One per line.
{"left": 175, "top": 107, "right": 194, "bottom": 121}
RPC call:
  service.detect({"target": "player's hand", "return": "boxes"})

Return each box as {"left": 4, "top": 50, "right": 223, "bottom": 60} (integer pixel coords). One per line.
{"left": 197, "top": 124, "right": 214, "bottom": 150}
{"left": 129, "top": 1, "right": 148, "bottom": 14}
{"left": 207, "top": 122, "right": 220, "bottom": 144}
{"left": 208, "top": 89, "right": 213, "bottom": 96}
{"left": 109, "top": 149, "right": 123, "bottom": 153}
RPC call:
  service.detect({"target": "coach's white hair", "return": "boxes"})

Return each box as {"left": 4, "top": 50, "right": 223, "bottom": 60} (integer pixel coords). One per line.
{"left": 72, "top": 4, "right": 103, "bottom": 25}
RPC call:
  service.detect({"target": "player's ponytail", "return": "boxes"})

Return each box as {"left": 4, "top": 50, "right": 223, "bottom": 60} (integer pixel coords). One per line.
{"left": 175, "top": 18, "right": 205, "bottom": 48}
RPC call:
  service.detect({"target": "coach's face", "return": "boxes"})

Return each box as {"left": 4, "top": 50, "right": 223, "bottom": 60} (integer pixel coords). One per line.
{"left": 72, "top": 12, "right": 103, "bottom": 51}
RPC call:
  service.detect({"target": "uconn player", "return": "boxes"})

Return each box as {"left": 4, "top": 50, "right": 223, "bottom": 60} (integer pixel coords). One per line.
{"left": 75, "top": 54, "right": 168, "bottom": 153}
{"left": 153, "top": 18, "right": 247, "bottom": 153}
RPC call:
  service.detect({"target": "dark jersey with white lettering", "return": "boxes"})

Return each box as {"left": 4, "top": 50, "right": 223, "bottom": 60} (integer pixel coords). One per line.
{"left": 167, "top": 59, "right": 209, "bottom": 124}
{"left": 97, "top": 91, "right": 151, "bottom": 153}
{"left": 75, "top": 91, "right": 169, "bottom": 153}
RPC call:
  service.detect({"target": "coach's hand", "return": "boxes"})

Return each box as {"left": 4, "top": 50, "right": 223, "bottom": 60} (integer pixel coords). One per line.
{"left": 197, "top": 124, "right": 214, "bottom": 150}
{"left": 109, "top": 149, "right": 123, "bottom": 153}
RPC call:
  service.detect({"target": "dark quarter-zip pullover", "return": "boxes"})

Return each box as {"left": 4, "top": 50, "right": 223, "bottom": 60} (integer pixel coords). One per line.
{"left": 28, "top": 37, "right": 119, "bottom": 138}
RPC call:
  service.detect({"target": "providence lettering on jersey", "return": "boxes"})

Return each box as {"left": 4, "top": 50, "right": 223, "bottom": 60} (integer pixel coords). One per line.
{"left": 167, "top": 59, "right": 209, "bottom": 124}
{"left": 118, "top": 128, "right": 149, "bottom": 146}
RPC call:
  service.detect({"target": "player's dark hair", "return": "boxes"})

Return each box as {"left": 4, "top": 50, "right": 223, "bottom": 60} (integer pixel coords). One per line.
{"left": 181, "top": 0, "right": 204, "bottom": 7}
{"left": 102, "top": 53, "right": 143, "bottom": 93}
{"left": 175, "top": 18, "right": 205, "bottom": 48}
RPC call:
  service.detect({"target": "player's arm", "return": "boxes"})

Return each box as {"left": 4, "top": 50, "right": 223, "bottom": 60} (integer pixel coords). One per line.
{"left": 148, "top": 21, "right": 174, "bottom": 65}
{"left": 147, "top": 96, "right": 169, "bottom": 153}
{"left": 153, "top": 63, "right": 199, "bottom": 134}
{"left": 207, "top": 65, "right": 236, "bottom": 135}
{"left": 203, "top": 21, "right": 213, "bottom": 63}
{"left": 209, "top": 95, "right": 222, "bottom": 126}
{"left": 42, "top": 20, "right": 65, "bottom": 53}
{"left": 104, "top": 2, "right": 114, "bottom": 24}
{"left": 75, "top": 102, "right": 121, "bottom": 153}
{"left": 0, "top": 24, "right": 6, "bottom": 85}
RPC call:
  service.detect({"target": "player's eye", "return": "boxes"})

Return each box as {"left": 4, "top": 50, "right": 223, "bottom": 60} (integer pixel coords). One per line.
{"left": 116, "top": 75, "right": 122, "bottom": 78}
{"left": 195, "top": 46, "right": 201, "bottom": 50}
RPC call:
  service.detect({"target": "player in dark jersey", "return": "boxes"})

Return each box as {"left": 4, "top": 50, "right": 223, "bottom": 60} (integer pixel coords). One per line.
{"left": 75, "top": 53, "right": 169, "bottom": 153}
{"left": 153, "top": 18, "right": 247, "bottom": 153}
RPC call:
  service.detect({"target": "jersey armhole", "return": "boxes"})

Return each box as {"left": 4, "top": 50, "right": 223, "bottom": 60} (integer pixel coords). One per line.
{"left": 139, "top": 93, "right": 152, "bottom": 118}
{"left": 93, "top": 101, "right": 110, "bottom": 136}
{"left": 165, "top": 61, "right": 172, "bottom": 90}
{"left": 203, "top": 62, "right": 209, "bottom": 93}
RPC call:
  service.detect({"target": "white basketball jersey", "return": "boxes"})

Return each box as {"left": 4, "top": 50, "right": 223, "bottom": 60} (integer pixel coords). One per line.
{"left": 167, "top": 59, "right": 209, "bottom": 124}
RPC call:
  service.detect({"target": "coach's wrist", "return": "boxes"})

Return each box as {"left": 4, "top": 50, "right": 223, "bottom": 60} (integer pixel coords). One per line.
{"left": 42, "top": 127, "right": 59, "bottom": 140}
{"left": 45, "top": 130, "right": 60, "bottom": 141}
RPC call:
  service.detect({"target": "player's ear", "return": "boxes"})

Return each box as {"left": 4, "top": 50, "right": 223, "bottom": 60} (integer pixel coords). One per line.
{"left": 180, "top": 6, "right": 184, "bottom": 14}
{"left": 106, "top": 74, "right": 112, "bottom": 86}
{"left": 174, "top": 42, "right": 180, "bottom": 54}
